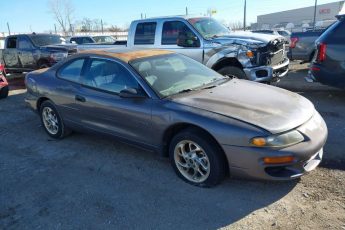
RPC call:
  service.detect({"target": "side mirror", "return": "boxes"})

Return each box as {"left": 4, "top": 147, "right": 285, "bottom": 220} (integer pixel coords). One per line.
{"left": 177, "top": 32, "right": 200, "bottom": 47}
{"left": 119, "top": 88, "right": 146, "bottom": 99}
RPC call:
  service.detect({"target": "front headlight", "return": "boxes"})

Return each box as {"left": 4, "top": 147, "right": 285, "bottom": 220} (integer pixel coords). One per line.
{"left": 250, "top": 130, "right": 304, "bottom": 148}
{"left": 50, "top": 52, "right": 68, "bottom": 61}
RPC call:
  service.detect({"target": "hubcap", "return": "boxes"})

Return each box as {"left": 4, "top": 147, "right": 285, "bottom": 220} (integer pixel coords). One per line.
{"left": 174, "top": 140, "right": 210, "bottom": 183}
{"left": 42, "top": 107, "right": 59, "bottom": 135}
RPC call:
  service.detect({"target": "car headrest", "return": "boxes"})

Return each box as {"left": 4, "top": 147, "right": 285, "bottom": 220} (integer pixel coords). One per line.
{"left": 138, "top": 61, "right": 152, "bottom": 73}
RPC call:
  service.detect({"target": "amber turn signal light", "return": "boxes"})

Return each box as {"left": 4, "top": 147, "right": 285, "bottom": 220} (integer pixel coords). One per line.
{"left": 246, "top": 51, "right": 254, "bottom": 58}
{"left": 251, "top": 137, "right": 266, "bottom": 147}
{"left": 263, "top": 156, "right": 295, "bottom": 164}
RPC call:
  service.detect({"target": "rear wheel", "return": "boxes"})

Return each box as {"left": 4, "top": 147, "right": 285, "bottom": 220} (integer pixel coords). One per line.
{"left": 0, "top": 86, "right": 9, "bottom": 99}
{"left": 39, "top": 100, "right": 70, "bottom": 139}
{"left": 218, "top": 66, "right": 247, "bottom": 79}
{"left": 169, "top": 128, "right": 226, "bottom": 187}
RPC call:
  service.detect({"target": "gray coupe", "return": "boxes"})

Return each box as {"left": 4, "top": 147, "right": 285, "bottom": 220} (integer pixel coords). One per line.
{"left": 25, "top": 49, "right": 327, "bottom": 187}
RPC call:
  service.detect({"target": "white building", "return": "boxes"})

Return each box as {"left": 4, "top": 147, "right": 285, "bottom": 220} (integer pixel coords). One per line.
{"left": 255, "top": 1, "right": 344, "bottom": 31}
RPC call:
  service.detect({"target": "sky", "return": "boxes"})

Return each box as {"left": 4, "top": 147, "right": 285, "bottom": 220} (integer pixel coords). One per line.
{"left": 0, "top": 0, "right": 342, "bottom": 33}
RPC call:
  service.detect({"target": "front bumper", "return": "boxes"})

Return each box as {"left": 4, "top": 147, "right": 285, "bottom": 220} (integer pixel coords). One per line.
{"left": 243, "top": 58, "right": 289, "bottom": 83}
{"left": 221, "top": 111, "right": 327, "bottom": 180}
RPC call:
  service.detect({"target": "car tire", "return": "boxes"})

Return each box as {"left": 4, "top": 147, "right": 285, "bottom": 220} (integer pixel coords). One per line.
{"left": 218, "top": 66, "right": 247, "bottom": 79}
{"left": 39, "top": 100, "right": 70, "bottom": 139}
{"left": 0, "top": 85, "right": 9, "bottom": 99}
{"left": 169, "top": 128, "right": 226, "bottom": 187}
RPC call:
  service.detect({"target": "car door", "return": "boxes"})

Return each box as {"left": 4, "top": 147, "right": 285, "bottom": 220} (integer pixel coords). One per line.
{"left": 17, "top": 36, "right": 36, "bottom": 70}
{"left": 158, "top": 20, "right": 204, "bottom": 63}
{"left": 3, "top": 36, "right": 20, "bottom": 70}
{"left": 74, "top": 57, "right": 153, "bottom": 146}
{"left": 54, "top": 57, "right": 87, "bottom": 126}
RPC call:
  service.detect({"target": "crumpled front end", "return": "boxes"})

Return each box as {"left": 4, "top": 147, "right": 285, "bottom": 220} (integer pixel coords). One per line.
{"left": 205, "top": 36, "right": 289, "bottom": 82}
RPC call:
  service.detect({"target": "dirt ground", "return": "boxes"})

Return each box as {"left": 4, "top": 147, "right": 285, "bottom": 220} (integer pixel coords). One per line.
{"left": 0, "top": 63, "right": 345, "bottom": 229}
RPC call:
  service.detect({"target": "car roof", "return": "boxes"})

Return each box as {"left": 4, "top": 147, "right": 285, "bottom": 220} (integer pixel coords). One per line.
{"left": 79, "top": 49, "right": 174, "bottom": 62}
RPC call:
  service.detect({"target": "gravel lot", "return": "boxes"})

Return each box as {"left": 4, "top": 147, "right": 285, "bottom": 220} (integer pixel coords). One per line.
{"left": 1, "top": 63, "right": 345, "bottom": 229}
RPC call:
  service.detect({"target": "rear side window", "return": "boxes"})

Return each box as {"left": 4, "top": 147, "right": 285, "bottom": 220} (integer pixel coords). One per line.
{"left": 329, "top": 19, "right": 345, "bottom": 42}
{"left": 134, "top": 22, "right": 156, "bottom": 45}
{"left": 58, "top": 59, "right": 85, "bottom": 83}
{"left": 6, "top": 37, "right": 17, "bottom": 48}
{"left": 162, "top": 21, "right": 195, "bottom": 45}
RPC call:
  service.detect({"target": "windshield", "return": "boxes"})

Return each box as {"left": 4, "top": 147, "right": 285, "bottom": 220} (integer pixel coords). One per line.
{"left": 30, "top": 35, "right": 63, "bottom": 46}
{"left": 188, "top": 17, "right": 231, "bottom": 39}
{"left": 130, "top": 54, "right": 227, "bottom": 97}
{"left": 93, "top": 36, "right": 116, "bottom": 43}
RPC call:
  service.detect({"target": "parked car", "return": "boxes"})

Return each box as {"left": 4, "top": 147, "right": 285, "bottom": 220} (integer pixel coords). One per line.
{"left": 25, "top": 49, "right": 327, "bottom": 187}
{"left": 309, "top": 14, "right": 345, "bottom": 88}
{"left": 0, "top": 71, "right": 9, "bottom": 99}
{"left": 288, "top": 29, "right": 325, "bottom": 63}
{"left": 78, "top": 16, "right": 289, "bottom": 83}
{"left": 69, "top": 35, "right": 118, "bottom": 45}
{"left": 1, "top": 33, "right": 77, "bottom": 74}
{"left": 252, "top": 29, "right": 291, "bottom": 44}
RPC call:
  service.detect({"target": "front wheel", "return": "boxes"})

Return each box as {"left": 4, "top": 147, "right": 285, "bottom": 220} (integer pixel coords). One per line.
{"left": 39, "top": 100, "right": 70, "bottom": 139}
{"left": 218, "top": 66, "right": 247, "bottom": 79}
{"left": 169, "top": 128, "right": 226, "bottom": 187}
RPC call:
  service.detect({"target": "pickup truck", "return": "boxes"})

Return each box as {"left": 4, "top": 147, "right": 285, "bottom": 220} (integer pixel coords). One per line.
{"left": 288, "top": 29, "right": 325, "bottom": 63}
{"left": 79, "top": 16, "right": 289, "bottom": 83}
{"left": 1, "top": 33, "right": 77, "bottom": 75}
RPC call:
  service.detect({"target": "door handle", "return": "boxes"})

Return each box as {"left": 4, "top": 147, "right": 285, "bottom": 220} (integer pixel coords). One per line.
{"left": 75, "top": 95, "right": 86, "bottom": 102}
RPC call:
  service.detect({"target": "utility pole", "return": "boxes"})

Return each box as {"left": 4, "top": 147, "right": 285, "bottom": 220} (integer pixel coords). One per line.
{"left": 7, "top": 22, "right": 11, "bottom": 35}
{"left": 141, "top": 13, "right": 143, "bottom": 19}
{"left": 243, "top": 0, "right": 247, "bottom": 31}
{"left": 54, "top": 24, "right": 57, "bottom": 34}
{"left": 186, "top": 7, "right": 188, "bottom": 15}
{"left": 313, "top": 0, "right": 318, "bottom": 30}
{"left": 101, "top": 19, "right": 104, "bottom": 34}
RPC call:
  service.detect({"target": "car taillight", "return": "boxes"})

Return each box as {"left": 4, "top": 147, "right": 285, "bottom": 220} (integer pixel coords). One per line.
{"left": 317, "top": 43, "right": 327, "bottom": 63}
{"left": 290, "top": 37, "right": 298, "bottom": 48}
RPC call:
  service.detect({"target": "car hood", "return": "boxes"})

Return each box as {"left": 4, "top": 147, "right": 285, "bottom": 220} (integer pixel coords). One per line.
{"left": 211, "top": 31, "right": 284, "bottom": 47}
{"left": 171, "top": 79, "right": 315, "bottom": 134}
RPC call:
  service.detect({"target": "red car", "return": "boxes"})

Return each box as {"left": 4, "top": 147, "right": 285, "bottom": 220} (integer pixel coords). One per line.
{"left": 0, "top": 64, "right": 9, "bottom": 99}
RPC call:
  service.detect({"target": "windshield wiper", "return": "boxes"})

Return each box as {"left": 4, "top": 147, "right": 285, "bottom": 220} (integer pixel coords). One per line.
{"left": 177, "top": 88, "right": 195, "bottom": 94}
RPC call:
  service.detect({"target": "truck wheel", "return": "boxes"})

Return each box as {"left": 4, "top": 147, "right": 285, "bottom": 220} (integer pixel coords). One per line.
{"left": 218, "top": 66, "right": 247, "bottom": 79}
{"left": 39, "top": 63, "right": 50, "bottom": 69}
{"left": 169, "top": 128, "right": 226, "bottom": 187}
{"left": 0, "top": 86, "right": 9, "bottom": 99}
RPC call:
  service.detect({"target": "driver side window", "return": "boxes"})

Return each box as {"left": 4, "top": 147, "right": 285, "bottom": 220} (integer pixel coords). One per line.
{"left": 162, "top": 21, "right": 198, "bottom": 46}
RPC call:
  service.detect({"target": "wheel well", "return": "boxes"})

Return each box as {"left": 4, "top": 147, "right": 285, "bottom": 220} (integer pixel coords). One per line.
{"left": 212, "top": 58, "right": 243, "bottom": 71}
{"left": 36, "top": 97, "right": 50, "bottom": 111}
{"left": 37, "top": 59, "right": 50, "bottom": 68}
{"left": 161, "top": 123, "right": 229, "bottom": 174}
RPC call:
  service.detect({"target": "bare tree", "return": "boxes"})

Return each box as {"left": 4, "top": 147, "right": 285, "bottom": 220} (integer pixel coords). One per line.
{"left": 228, "top": 21, "right": 243, "bottom": 31}
{"left": 48, "top": 0, "right": 75, "bottom": 35}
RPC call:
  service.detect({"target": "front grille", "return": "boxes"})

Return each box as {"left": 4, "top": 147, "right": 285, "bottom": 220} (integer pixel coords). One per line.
{"left": 257, "top": 39, "right": 286, "bottom": 67}
{"left": 67, "top": 49, "right": 78, "bottom": 56}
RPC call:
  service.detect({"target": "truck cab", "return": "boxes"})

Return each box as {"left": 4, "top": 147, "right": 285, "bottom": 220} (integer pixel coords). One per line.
{"left": 126, "top": 16, "right": 289, "bottom": 82}
{"left": 2, "top": 33, "right": 77, "bottom": 74}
